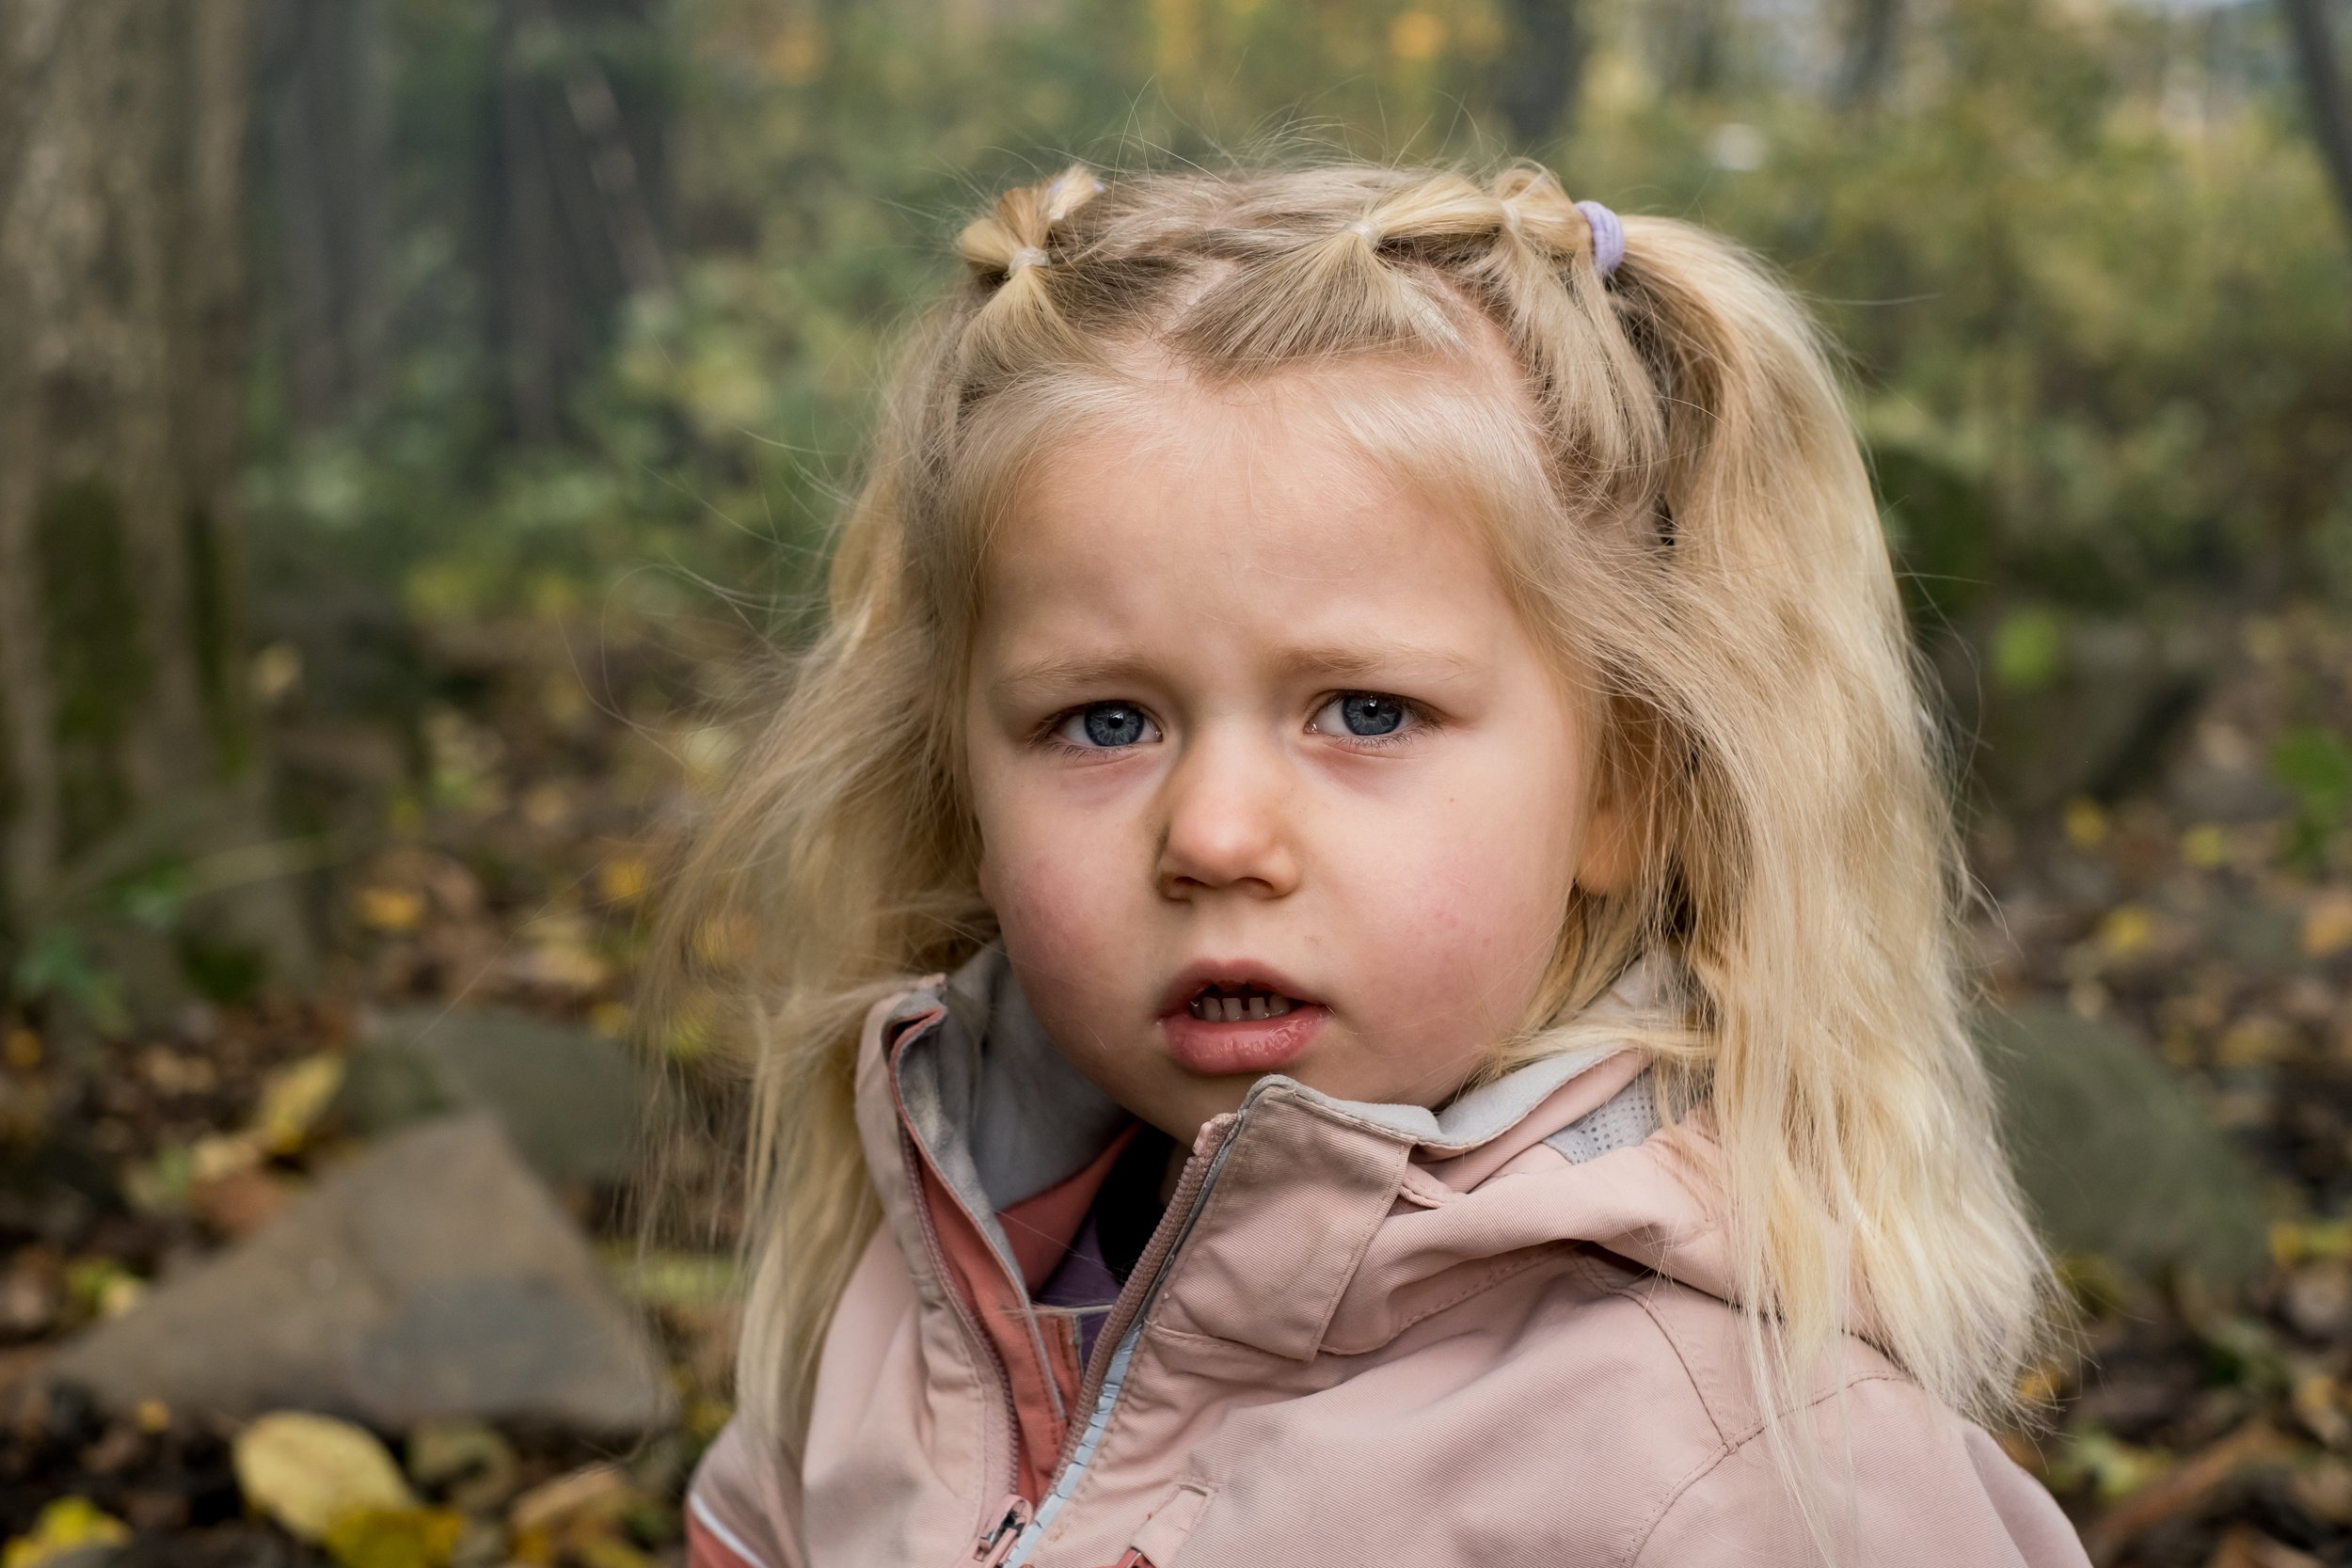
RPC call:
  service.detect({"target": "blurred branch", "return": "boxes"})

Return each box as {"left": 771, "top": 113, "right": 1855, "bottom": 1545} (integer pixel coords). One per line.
{"left": 2283, "top": 0, "right": 2352, "bottom": 244}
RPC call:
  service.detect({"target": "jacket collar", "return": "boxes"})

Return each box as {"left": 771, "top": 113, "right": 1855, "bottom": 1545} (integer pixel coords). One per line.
{"left": 866, "top": 946, "right": 1718, "bottom": 1366}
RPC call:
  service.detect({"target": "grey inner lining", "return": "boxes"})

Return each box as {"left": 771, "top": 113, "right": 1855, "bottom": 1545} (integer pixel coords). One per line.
{"left": 1544, "top": 1069, "right": 1660, "bottom": 1164}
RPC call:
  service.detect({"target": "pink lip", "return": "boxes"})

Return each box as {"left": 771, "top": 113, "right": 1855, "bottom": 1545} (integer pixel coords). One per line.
{"left": 1154, "top": 958, "right": 1327, "bottom": 1077}
{"left": 1161, "top": 1003, "right": 1327, "bottom": 1076}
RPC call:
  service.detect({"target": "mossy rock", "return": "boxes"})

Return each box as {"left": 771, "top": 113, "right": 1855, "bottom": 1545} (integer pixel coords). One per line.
{"left": 1982, "top": 1004, "right": 2268, "bottom": 1290}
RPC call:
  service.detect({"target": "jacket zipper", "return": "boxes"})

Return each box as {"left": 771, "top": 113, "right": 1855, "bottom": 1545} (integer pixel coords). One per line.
{"left": 900, "top": 1132, "right": 1029, "bottom": 1565}
{"left": 973, "top": 1496, "right": 1033, "bottom": 1565}
{"left": 882, "top": 1012, "right": 1031, "bottom": 1568}
{"left": 996, "top": 1106, "right": 1250, "bottom": 1567}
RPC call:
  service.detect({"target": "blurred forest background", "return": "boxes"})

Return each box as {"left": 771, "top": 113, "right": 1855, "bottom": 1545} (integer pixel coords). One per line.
{"left": 3, "top": 0, "right": 2352, "bottom": 1563}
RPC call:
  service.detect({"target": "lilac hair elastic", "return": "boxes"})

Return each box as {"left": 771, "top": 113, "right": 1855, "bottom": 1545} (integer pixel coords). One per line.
{"left": 1574, "top": 199, "right": 1626, "bottom": 278}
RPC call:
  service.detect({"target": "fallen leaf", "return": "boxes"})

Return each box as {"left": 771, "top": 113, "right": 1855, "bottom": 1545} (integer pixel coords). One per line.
{"left": 357, "top": 886, "right": 426, "bottom": 933}
{"left": 509, "top": 1462, "right": 631, "bottom": 1535}
{"left": 192, "top": 1164, "right": 296, "bottom": 1239}
{"left": 405, "top": 1419, "right": 518, "bottom": 1513}
{"left": 2181, "top": 822, "right": 2229, "bottom": 869}
{"left": 1, "top": 1030, "right": 39, "bottom": 1070}
{"left": 322, "top": 1505, "right": 467, "bottom": 1568}
{"left": 190, "top": 1129, "right": 264, "bottom": 1182}
{"left": 63, "top": 1257, "right": 145, "bottom": 1323}
{"left": 596, "top": 857, "right": 648, "bottom": 905}
{"left": 2206, "top": 1524, "right": 2324, "bottom": 1568}
{"left": 2096, "top": 905, "right": 2156, "bottom": 959}
{"left": 2081, "top": 1420, "right": 2290, "bottom": 1562}
{"left": 234, "top": 1411, "right": 417, "bottom": 1543}
{"left": 2305, "top": 893, "right": 2352, "bottom": 958}
{"left": 2, "top": 1497, "right": 131, "bottom": 1568}
{"left": 256, "top": 1054, "right": 345, "bottom": 1154}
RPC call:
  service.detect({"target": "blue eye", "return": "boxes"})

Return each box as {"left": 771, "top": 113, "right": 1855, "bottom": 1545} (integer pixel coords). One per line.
{"left": 1054, "top": 702, "right": 1160, "bottom": 749}
{"left": 1313, "top": 692, "right": 1409, "bottom": 737}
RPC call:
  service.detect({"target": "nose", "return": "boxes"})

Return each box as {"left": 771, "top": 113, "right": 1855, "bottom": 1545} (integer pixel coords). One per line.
{"left": 1155, "top": 727, "right": 1300, "bottom": 899}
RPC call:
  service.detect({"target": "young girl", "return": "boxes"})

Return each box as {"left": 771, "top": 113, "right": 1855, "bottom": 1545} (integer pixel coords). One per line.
{"left": 670, "top": 159, "right": 2090, "bottom": 1567}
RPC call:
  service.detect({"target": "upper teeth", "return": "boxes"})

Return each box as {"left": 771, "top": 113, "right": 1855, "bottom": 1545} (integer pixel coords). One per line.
{"left": 1190, "top": 989, "right": 1296, "bottom": 1022}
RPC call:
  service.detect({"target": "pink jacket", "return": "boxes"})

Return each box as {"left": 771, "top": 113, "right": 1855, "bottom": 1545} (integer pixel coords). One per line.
{"left": 688, "top": 952, "right": 2089, "bottom": 1568}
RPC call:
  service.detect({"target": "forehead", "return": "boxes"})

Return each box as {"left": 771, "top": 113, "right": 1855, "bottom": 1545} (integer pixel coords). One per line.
{"left": 971, "top": 363, "right": 1539, "bottom": 671}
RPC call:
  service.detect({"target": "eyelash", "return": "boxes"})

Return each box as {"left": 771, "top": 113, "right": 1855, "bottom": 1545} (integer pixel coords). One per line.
{"left": 1036, "top": 693, "right": 1433, "bottom": 755}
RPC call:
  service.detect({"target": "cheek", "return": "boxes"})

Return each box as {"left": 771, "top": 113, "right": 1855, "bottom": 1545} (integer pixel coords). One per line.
{"left": 1336, "top": 742, "right": 1583, "bottom": 1024}
{"left": 974, "top": 793, "right": 1141, "bottom": 981}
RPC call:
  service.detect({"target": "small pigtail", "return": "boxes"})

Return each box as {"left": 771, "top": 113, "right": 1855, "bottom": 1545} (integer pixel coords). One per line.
{"left": 1470, "top": 165, "right": 1664, "bottom": 530}
{"left": 953, "top": 163, "right": 1104, "bottom": 375}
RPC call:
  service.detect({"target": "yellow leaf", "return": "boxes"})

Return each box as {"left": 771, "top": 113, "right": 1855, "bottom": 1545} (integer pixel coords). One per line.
{"left": 2305, "top": 892, "right": 2352, "bottom": 958}
{"left": 322, "top": 1506, "right": 466, "bottom": 1568}
{"left": 4, "top": 1497, "right": 131, "bottom": 1568}
{"left": 2063, "top": 797, "right": 2107, "bottom": 850}
{"left": 2217, "top": 1015, "right": 2288, "bottom": 1068}
{"left": 256, "top": 1055, "right": 345, "bottom": 1155}
{"left": 2181, "top": 823, "right": 2228, "bottom": 870}
{"left": 1388, "top": 9, "right": 1445, "bottom": 60}
{"left": 3, "top": 1029, "right": 39, "bottom": 1070}
{"left": 191, "top": 1129, "right": 264, "bottom": 1181}
{"left": 596, "top": 857, "right": 648, "bottom": 906}
{"left": 2095, "top": 905, "right": 2155, "bottom": 958}
{"left": 235, "top": 1412, "right": 417, "bottom": 1543}
{"left": 358, "top": 886, "right": 426, "bottom": 933}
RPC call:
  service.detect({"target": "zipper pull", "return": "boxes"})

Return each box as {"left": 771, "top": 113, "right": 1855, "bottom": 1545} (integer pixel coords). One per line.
{"left": 974, "top": 1495, "right": 1033, "bottom": 1566}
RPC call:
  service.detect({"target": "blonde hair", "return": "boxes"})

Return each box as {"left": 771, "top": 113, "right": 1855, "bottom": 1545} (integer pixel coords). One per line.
{"left": 660, "top": 158, "right": 2052, "bottom": 1501}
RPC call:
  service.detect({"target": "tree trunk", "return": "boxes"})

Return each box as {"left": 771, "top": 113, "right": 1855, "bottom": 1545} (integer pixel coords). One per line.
{"left": 1494, "top": 0, "right": 1589, "bottom": 150}
{"left": 1836, "top": 0, "right": 1902, "bottom": 111}
{"left": 2283, "top": 0, "right": 2352, "bottom": 245}
{"left": 0, "top": 0, "right": 310, "bottom": 1019}
{"left": 486, "top": 0, "right": 671, "bottom": 445}
{"left": 255, "top": 0, "right": 389, "bottom": 431}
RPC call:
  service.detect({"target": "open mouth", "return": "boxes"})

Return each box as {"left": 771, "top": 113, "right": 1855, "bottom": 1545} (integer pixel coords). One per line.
{"left": 1185, "top": 982, "right": 1303, "bottom": 1022}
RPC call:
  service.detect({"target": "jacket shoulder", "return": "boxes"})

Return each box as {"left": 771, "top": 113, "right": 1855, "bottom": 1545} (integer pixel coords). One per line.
{"left": 1567, "top": 1248, "right": 1904, "bottom": 1449}
{"left": 1629, "top": 1374, "right": 2090, "bottom": 1566}
{"left": 1562, "top": 1255, "right": 2087, "bottom": 1567}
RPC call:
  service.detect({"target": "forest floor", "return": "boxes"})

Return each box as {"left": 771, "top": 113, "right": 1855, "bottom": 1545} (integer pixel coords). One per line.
{"left": 5, "top": 604, "right": 2352, "bottom": 1567}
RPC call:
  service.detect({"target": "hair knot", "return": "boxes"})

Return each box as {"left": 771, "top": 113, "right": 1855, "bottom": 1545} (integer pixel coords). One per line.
{"left": 1006, "top": 245, "right": 1050, "bottom": 277}
{"left": 1345, "top": 218, "right": 1380, "bottom": 246}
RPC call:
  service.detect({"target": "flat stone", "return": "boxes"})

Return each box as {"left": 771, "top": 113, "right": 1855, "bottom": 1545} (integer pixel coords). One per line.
{"left": 1982, "top": 1004, "right": 2268, "bottom": 1289}
{"left": 338, "top": 1007, "right": 648, "bottom": 1185}
{"left": 47, "top": 1116, "right": 671, "bottom": 1432}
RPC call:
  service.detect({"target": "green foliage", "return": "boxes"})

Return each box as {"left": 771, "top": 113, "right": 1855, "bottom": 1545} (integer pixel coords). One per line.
{"left": 241, "top": 0, "right": 2351, "bottom": 675}
{"left": 9, "top": 927, "right": 128, "bottom": 1037}
{"left": 2272, "top": 724, "right": 2352, "bottom": 871}
{"left": 1992, "top": 607, "right": 2068, "bottom": 695}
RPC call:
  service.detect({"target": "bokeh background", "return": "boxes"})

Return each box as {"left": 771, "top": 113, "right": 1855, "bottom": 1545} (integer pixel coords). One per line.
{"left": 3, "top": 0, "right": 2352, "bottom": 1563}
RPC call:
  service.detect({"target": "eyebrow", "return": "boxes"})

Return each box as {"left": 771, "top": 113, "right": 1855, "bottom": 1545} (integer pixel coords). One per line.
{"left": 991, "top": 640, "right": 1479, "bottom": 695}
